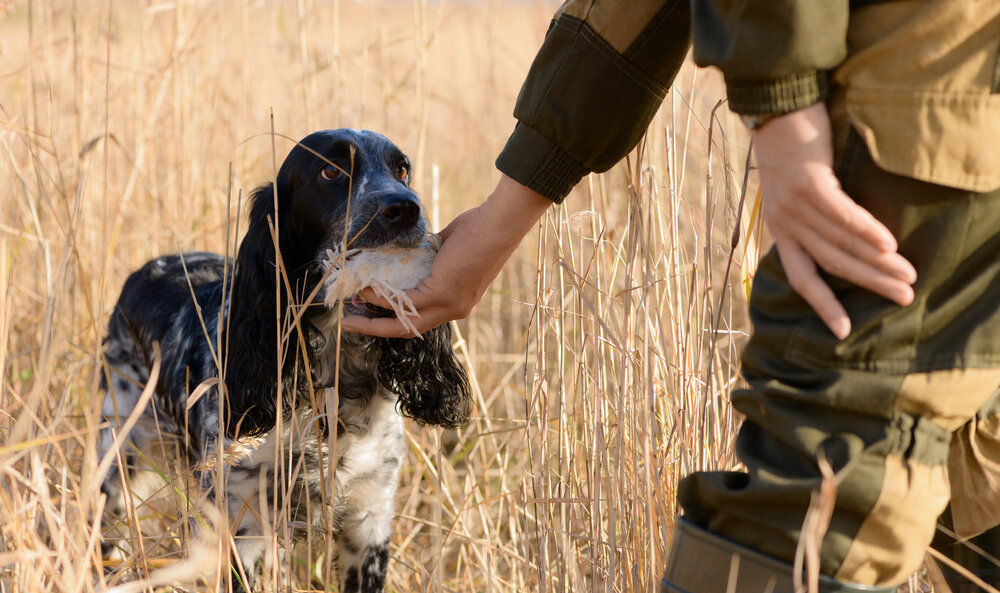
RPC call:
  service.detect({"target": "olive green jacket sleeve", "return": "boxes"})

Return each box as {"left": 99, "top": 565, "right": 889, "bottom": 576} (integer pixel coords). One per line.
{"left": 691, "top": 0, "right": 849, "bottom": 116}
{"left": 495, "top": 0, "right": 692, "bottom": 204}
{"left": 496, "top": 0, "right": 851, "bottom": 203}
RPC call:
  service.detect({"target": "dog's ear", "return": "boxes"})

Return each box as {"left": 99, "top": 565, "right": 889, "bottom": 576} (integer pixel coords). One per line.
{"left": 377, "top": 323, "right": 472, "bottom": 428}
{"left": 222, "top": 181, "right": 288, "bottom": 438}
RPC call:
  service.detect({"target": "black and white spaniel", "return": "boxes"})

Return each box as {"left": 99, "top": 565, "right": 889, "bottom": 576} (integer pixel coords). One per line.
{"left": 98, "top": 129, "right": 471, "bottom": 592}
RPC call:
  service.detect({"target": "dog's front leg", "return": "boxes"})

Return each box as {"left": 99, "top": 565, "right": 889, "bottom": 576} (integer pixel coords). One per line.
{"left": 334, "top": 394, "right": 405, "bottom": 593}
{"left": 336, "top": 529, "right": 391, "bottom": 593}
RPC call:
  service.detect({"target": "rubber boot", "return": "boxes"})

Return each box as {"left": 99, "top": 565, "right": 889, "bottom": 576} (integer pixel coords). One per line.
{"left": 660, "top": 519, "right": 897, "bottom": 593}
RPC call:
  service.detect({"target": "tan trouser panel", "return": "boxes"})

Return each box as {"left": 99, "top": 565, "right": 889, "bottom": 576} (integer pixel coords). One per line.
{"left": 893, "top": 369, "right": 1000, "bottom": 539}
{"left": 834, "top": 454, "right": 949, "bottom": 586}
{"left": 557, "top": 0, "right": 669, "bottom": 53}
{"left": 949, "top": 413, "right": 1000, "bottom": 539}
{"left": 894, "top": 368, "right": 1000, "bottom": 432}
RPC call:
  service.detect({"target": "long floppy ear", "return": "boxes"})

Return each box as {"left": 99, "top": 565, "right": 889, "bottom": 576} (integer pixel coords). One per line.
{"left": 222, "top": 182, "right": 288, "bottom": 438}
{"left": 377, "top": 323, "right": 472, "bottom": 428}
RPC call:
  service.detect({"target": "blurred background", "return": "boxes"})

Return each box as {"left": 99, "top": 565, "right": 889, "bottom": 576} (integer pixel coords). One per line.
{"left": 0, "top": 1, "right": 777, "bottom": 591}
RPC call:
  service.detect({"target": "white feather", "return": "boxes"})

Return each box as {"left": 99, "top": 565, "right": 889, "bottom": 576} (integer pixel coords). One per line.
{"left": 322, "top": 236, "right": 441, "bottom": 336}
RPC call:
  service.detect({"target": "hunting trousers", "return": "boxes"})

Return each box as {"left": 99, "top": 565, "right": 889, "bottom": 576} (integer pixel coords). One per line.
{"left": 671, "top": 128, "right": 1000, "bottom": 589}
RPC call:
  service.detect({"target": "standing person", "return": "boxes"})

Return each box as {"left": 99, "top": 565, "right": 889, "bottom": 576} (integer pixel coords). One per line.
{"left": 343, "top": 1, "right": 1000, "bottom": 591}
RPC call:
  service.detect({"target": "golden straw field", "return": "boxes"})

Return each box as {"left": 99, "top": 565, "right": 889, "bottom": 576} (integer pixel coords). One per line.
{"left": 0, "top": 1, "right": 894, "bottom": 592}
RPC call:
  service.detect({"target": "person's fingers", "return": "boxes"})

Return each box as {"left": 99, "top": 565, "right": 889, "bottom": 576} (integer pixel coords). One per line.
{"left": 765, "top": 174, "right": 918, "bottom": 287}
{"left": 352, "top": 287, "right": 386, "bottom": 308}
{"left": 339, "top": 283, "right": 455, "bottom": 337}
{"left": 340, "top": 311, "right": 440, "bottom": 338}
{"left": 824, "top": 197, "right": 899, "bottom": 255}
{"left": 776, "top": 238, "right": 852, "bottom": 340}
{"left": 796, "top": 170, "right": 899, "bottom": 254}
{"left": 764, "top": 167, "right": 900, "bottom": 260}
{"left": 351, "top": 287, "right": 402, "bottom": 310}
{"left": 782, "top": 193, "right": 918, "bottom": 289}
{"left": 354, "top": 282, "right": 447, "bottom": 311}
{"left": 437, "top": 220, "right": 458, "bottom": 241}
{"left": 799, "top": 230, "right": 917, "bottom": 292}
{"left": 339, "top": 315, "right": 413, "bottom": 338}
{"left": 824, "top": 236, "right": 917, "bottom": 287}
{"left": 789, "top": 230, "right": 916, "bottom": 306}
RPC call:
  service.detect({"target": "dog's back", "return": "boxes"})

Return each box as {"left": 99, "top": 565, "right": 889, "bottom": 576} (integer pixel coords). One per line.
{"left": 103, "top": 253, "right": 226, "bottom": 379}
{"left": 100, "top": 252, "right": 228, "bottom": 446}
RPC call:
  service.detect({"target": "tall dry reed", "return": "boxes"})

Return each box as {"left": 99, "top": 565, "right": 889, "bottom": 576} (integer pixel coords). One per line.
{"left": 0, "top": 2, "right": 939, "bottom": 592}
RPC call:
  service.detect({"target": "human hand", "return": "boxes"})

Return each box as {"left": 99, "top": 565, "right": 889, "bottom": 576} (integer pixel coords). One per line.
{"left": 340, "top": 175, "right": 552, "bottom": 337}
{"left": 753, "top": 102, "right": 917, "bottom": 339}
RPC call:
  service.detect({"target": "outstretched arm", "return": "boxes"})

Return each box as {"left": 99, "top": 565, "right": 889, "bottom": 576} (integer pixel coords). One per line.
{"left": 345, "top": 2, "right": 918, "bottom": 340}
{"left": 340, "top": 175, "right": 551, "bottom": 338}
{"left": 345, "top": 105, "right": 919, "bottom": 340}
{"left": 343, "top": 2, "right": 692, "bottom": 337}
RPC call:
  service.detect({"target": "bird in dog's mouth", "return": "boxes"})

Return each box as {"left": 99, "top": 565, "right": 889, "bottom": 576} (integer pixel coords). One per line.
{"left": 322, "top": 235, "right": 440, "bottom": 336}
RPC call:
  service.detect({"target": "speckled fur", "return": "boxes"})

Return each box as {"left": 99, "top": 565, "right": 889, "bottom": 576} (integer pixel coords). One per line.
{"left": 98, "top": 130, "right": 471, "bottom": 592}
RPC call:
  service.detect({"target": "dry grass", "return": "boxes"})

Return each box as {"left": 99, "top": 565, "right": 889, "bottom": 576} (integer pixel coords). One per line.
{"left": 0, "top": 1, "right": 943, "bottom": 592}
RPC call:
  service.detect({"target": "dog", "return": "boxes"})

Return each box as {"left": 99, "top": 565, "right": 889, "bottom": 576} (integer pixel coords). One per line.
{"left": 98, "top": 129, "right": 472, "bottom": 592}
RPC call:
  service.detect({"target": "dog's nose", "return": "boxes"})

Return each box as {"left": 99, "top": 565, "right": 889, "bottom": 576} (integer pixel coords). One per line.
{"left": 378, "top": 194, "right": 420, "bottom": 229}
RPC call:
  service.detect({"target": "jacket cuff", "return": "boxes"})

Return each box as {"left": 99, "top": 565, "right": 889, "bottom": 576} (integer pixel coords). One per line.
{"left": 725, "top": 70, "right": 830, "bottom": 116}
{"left": 495, "top": 124, "right": 589, "bottom": 204}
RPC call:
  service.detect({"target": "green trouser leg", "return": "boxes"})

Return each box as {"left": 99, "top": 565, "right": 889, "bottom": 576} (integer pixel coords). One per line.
{"left": 669, "top": 127, "right": 1000, "bottom": 588}
{"left": 660, "top": 519, "right": 895, "bottom": 593}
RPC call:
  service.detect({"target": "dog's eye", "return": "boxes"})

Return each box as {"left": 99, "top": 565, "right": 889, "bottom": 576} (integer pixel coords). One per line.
{"left": 320, "top": 164, "right": 343, "bottom": 180}
{"left": 395, "top": 163, "right": 409, "bottom": 181}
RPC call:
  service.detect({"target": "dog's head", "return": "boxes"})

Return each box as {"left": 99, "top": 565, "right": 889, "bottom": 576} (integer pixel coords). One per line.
{"left": 233, "top": 130, "right": 430, "bottom": 319}
{"left": 273, "top": 129, "right": 428, "bottom": 257}
{"left": 226, "top": 130, "right": 470, "bottom": 435}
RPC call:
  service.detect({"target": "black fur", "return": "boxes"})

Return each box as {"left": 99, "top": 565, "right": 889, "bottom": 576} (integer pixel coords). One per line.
{"left": 378, "top": 330, "right": 472, "bottom": 428}
{"left": 99, "top": 129, "right": 472, "bottom": 591}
